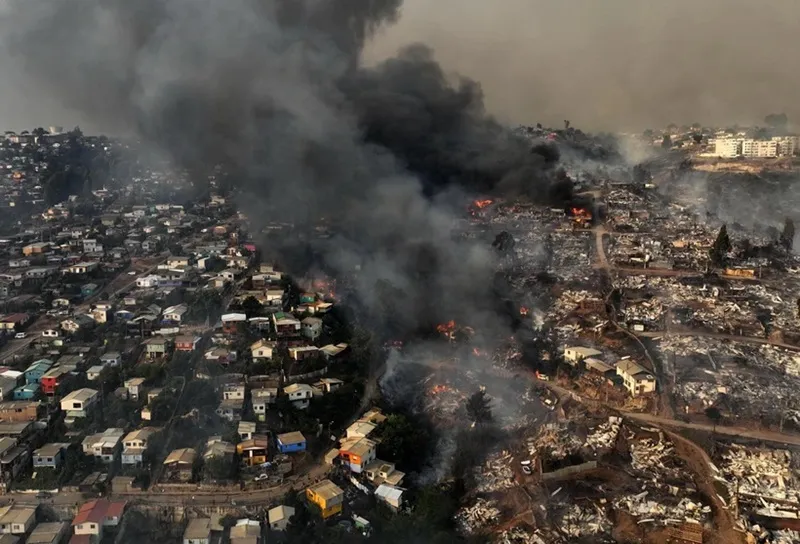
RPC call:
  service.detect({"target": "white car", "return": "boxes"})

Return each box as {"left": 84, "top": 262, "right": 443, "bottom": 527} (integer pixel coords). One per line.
{"left": 520, "top": 460, "right": 533, "bottom": 475}
{"left": 127, "top": 271, "right": 137, "bottom": 275}
{"left": 254, "top": 473, "right": 268, "bottom": 482}
{"left": 13, "top": 332, "right": 26, "bottom": 339}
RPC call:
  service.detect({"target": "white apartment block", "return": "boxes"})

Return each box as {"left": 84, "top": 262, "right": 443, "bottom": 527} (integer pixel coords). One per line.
{"left": 714, "top": 136, "right": 798, "bottom": 158}
{"left": 741, "top": 139, "right": 777, "bottom": 158}
{"left": 714, "top": 138, "right": 742, "bottom": 158}
{"left": 772, "top": 136, "right": 799, "bottom": 156}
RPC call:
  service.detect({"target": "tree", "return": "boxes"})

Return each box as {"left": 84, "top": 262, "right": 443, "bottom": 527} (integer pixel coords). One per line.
{"left": 661, "top": 135, "right": 672, "bottom": 149}
{"left": 375, "top": 414, "right": 431, "bottom": 471}
{"left": 781, "top": 218, "right": 795, "bottom": 251}
{"left": 465, "top": 390, "right": 493, "bottom": 425}
{"left": 241, "top": 296, "right": 262, "bottom": 317}
{"left": 705, "top": 406, "right": 722, "bottom": 433}
{"left": 709, "top": 224, "right": 732, "bottom": 267}
{"left": 150, "top": 394, "right": 177, "bottom": 424}
{"left": 692, "top": 133, "right": 703, "bottom": 144}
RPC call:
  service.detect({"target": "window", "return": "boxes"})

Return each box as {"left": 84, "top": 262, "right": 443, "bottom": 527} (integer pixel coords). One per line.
{"left": 72, "top": 402, "right": 81, "bottom": 409}
{"left": 46, "top": 457, "right": 52, "bottom": 462}
{"left": 90, "top": 524, "right": 97, "bottom": 530}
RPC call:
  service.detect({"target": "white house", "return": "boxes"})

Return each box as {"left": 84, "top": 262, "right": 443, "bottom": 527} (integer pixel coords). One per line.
{"left": 136, "top": 275, "right": 161, "bottom": 288}
{"left": 250, "top": 339, "right": 276, "bottom": 361}
{"left": 61, "top": 388, "right": 99, "bottom": 422}
{"left": 73, "top": 499, "right": 127, "bottom": 541}
{"left": 0, "top": 506, "right": 36, "bottom": 535}
{"left": 82, "top": 239, "right": 103, "bottom": 253}
{"left": 265, "top": 289, "right": 285, "bottom": 306}
{"left": 222, "top": 384, "right": 245, "bottom": 401}
{"left": 100, "top": 351, "right": 121, "bottom": 367}
{"left": 616, "top": 360, "right": 657, "bottom": 397}
{"left": 122, "top": 427, "right": 157, "bottom": 466}
{"left": 162, "top": 304, "right": 189, "bottom": 323}
{"left": 283, "top": 383, "right": 314, "bottom": 409}
{"left": 82, "top": 428, "right": 125, "bottom": 463}
{"left": 301, "top": 317, "right": 323, "bottom": 340}
{"left": 563, "top": 346, "right": 602, "bottom": 365}
{"left": 64, "top": 261, "right": 99, "bottom": 275}
{"left": 268, "top": 506, "right": 295, "bottom": 531}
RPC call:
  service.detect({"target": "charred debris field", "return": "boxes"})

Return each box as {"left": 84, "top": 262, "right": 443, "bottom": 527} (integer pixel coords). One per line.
{"left": 357, "top": 132, "right": 800, "bottom": 544}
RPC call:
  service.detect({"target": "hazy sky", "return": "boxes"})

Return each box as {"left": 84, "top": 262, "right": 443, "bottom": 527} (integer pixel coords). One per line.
{"left": 1, "top": 0, "right": 798, "bottom": 132}
{"left": 365, "top": 0, "right": 799, "bottom": 131}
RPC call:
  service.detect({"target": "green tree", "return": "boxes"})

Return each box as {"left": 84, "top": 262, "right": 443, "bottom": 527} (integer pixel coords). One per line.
{"left": 781, "top": 218, "right": 795, "bottom": 251}
{"left": 150, "top": 394, "right": 177, "bottom": 424}
{"left": 661, "top": 135, "right": 672, "bottom": 149}
{"left": 709, "top": 224, "right": 732, "bottom": 267}
{"left": 465, "top": 390, "right": 493, "bottom": 425}
{"left": 241, "top": 296, "right": 263, "bottom": 317}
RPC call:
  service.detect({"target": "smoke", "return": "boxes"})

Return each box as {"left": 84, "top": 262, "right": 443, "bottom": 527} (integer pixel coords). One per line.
{"left": 0, "top": 0, "right": 586, "bottom": 485}
{"left": 365, "top": 0, "right": 800, "bottom": 131}
{"left": 1, "top": 0, "right": 572, "bottom": 331}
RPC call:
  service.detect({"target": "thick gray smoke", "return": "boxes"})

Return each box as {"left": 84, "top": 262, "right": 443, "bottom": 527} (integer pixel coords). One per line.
{"left": 0, "top": 0, "right": 566, "bottom": 334}
{"left": 366, "top": 0, "right": 800, "bottom": 131}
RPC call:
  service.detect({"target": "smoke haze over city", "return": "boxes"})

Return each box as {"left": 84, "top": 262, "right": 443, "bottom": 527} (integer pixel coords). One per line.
{"left": 1, "top": 0, "right": 799, "bottom": 132}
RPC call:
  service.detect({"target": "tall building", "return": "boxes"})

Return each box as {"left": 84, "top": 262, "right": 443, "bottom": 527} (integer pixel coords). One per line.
{"left": 741, "top": 139, "right": 777, "bottom": 158}
{"left": 714, "top": 138, "right": 742, "bottom": 158}
{"left": 772, "top": 135, "right": 799, "bottom": 156}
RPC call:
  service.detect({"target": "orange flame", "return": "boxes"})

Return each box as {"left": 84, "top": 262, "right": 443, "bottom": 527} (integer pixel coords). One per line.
{"left": 571, "top": 207, "right": 591, "bottom": 219}
{"left": 520, "top": 306, "right": 529, "bottom": 316}
{"left": 431, "top": 384, "right": 451, "bottom": 394}
{"left": 473, "top": 199, "right": 494, "bottom": 209}
{"left": 436, "top": 320, "right": 456, "bottom": 334}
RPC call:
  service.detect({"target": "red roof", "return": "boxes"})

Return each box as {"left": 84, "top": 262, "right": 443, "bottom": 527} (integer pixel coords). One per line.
{"left": 72, "top": 499, "right": 126, "bottom": 526}
{"left": 69, "top": 535, "right": 92, "bottom": 544}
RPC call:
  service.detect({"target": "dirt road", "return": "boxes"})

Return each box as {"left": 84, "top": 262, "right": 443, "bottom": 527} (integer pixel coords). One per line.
{"left": 636, "top": 329, "right": 800, "bottom": 352}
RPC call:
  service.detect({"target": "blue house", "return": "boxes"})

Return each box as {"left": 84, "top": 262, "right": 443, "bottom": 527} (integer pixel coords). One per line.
{"left": 33, "top": 443, "right": 69, "bottom": 470}
{"left": 13, "top": 383, "right": 39, "bottom": 400}
{"left": 276, "top": 431, "right": 307, "bottom": 454}
{"left": 25, "top": 359, "right": 53, "bottom": 385}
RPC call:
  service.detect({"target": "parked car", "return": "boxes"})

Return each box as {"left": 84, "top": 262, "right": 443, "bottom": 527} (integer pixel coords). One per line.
{"left": 13, "top": 332, "right": 26, "bottom": 339}
{"left": 520, "top": 460, "right": 532, "bottom": 475}
{"left": 254, "top": 473, "right": 268, "bottom": 482}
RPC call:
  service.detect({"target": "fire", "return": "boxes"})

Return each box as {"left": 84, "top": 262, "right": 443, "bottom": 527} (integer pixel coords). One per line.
{"left": 431, "top": 384, "right": 451, "bottom": 394}
{"left": 571, "top": 207, "right": 591, "bottom": 219}
{"left": 436, "top": 320, "right": 456, "bottom": 334}
{"left": 520, "top": 306, "right": 529, "bottom": 316}
{"left": 473, "top": 199, "right": 494, "bottom": 209}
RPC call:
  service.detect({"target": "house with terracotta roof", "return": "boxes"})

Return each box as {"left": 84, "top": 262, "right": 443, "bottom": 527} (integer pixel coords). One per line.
{"left": 71, "top": 499, "right": 126, "bottom": 543}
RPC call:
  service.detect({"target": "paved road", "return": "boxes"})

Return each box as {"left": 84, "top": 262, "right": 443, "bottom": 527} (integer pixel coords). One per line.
{"left": 3, "top": 463, "right": 331, "bottom": 508}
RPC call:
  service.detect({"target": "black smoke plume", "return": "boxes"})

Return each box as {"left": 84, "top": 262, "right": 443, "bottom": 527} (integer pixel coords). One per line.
{"left": 0, "top": 0, "right": 571, "bottom": 334}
